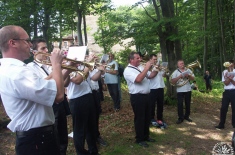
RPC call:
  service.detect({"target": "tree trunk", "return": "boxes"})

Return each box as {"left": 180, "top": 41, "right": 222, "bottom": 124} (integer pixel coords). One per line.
{"left": 203, "top": 0, "right": 208, "bottom": 74}
{"left": 83, "top": 14, "right": 88, "bottom": 46}
{"left": 76, "top": 10, "right": 83, "bottom": 46}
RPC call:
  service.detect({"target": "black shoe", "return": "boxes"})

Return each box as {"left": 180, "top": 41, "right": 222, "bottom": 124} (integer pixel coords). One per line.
{"left": 146, "top": 138, "right": 155, "bottom": 142}
{"left": 176, "top": 119, "right": 183, "bottom": 124}
{"left": 114, "top": 108, "right": 120, "bottom": 112}
{"left": 97, "top": 137, "right": 107, "bottom": 146}
{"left": 184, "top": 117, "right": 193, "bottom": 122}
{"left": 136, "top": 141, "right": 149, "bottom": 147}
{"left": 215, "top": 125, "right": 224, "bottom": 130}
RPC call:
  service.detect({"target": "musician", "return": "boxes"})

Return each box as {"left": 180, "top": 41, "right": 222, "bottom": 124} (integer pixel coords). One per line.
{"left": 66, "top": 64, "right": 98, "bottom": 154}
{"left": 204, "top": 70, "right": 212, "bottom": 92}
{"left": 0, "top": 25, "right": 65, "bottom": 154}
{"left": 86, "top": 55, "right": 107, "bottom": 146}
{"left": 171, "top": 60, "right": 195, "bottom": 124}
{"left": 104, "top": 53, "right": 120, "bottom": 111}
{"left": 215, "top": 60, "right": 235, "bottom": 129}
{"left": 124, "top": 52, "right": 156, "bottom": 148}
{"left": 28, "top": 38, "right": 71, "bottom": 155}
{"left": 148, "top": 54, "right": 167, "bottom": 127}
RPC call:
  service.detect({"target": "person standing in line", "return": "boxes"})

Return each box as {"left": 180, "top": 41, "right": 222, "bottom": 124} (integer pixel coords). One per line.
{"left": 66, "top": 64, "right": 98, "bottom": 155}
{"left": 0, "top": 25, "right": 66, "bottom": 155}
{"left": 215, "top": 60, "right": 235, "bottom": 129}
{"left": 124, "top": 52, "right": 156, "bottom": 148}
{"left": 171, "top": 60, "right": 195, "bottom": 124}
{"left": 86, "top": 54, "right": 107, "bottom": 146}
{"left": 104, "top": 53, "right": 120, "bottom": 111}
{"left": 204, "top": 70, "right": 212, "bottom": 92}
{"left": 28, "top": 38, "right": 71, "bottom": 155}
{"left": 148, "top": 54, "right": 167, "bottom": 128}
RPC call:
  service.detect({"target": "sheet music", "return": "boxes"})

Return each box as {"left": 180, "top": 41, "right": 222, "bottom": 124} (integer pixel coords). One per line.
{"left": 67, "top": 46, "right": 87, "bottom": 61}
{"left": 227, "top": 72, "right": 235, "bottom": 77}
{"left": 100, "top": 54, "right": 109, "bottom": 63}
{"left": 161, "top": 62, "right": 168, "bottom": 67}
{"left": 181, "top": 70, "right": 190, "bottom": 77}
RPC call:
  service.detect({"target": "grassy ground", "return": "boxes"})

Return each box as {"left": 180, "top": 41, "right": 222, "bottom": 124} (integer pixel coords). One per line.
{"left": 0, "top": 78, "right": 234, "bottom": 155}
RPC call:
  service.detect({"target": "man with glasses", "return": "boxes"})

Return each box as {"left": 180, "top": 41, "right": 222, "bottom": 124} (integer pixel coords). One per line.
{"left": 0, "top": 25, "right": 70, "bottom": 155}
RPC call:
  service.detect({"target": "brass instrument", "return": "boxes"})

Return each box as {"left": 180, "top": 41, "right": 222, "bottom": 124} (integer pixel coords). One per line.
{"left": 34, "top": 52, "right": 94, "bottom": 71}
{"left": 95, "top": 62, "right": 115, "bottom": 70}
{"left": 169, "top": 60, "right": 201, "bottom": 87}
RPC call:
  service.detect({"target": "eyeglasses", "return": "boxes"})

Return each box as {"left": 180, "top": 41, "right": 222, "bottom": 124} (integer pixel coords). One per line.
{"left": 13, "top": 38, "right": 31, "bottom": 44}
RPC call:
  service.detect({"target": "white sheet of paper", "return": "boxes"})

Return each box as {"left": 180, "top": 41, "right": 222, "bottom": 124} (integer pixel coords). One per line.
{"left": 100, "top": 54, "right": 109, "bottom": 63}
{"left": 161, "top": 62, "right": 168, "bottom": 67}
{"left": 68, "top": 132, "right": 73, "bottom": 138}
{"left": 182, "top": 70, "right": 190, "bottom": 76}
{"left": 67, "top": 46, "right": 87, "bottom": 61}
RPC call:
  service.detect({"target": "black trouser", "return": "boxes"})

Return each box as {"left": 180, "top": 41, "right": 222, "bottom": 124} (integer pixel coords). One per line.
{"left": 98, "top": 79, "right": 104, "bottom": 101}
{"left": 219, "top": 90, "right": 235, "bottom": 127}
{"left": 107, "top": 84, "right": 120, "bottom": 109}
{"left": 206, "top": 83, "right": 212, "bottom": 90}
{"left": 92, "top": 90, "right": 101, "bottom": 139}
{"left": 130, "top": 94, "right": 150, "bottom": 143}
{"left": 53, "top": 100, "right": 68, "bottom": 155}
{"left": 150, "top": 88, "right": 164, "bottom": 121}
{"left": 15, "top": 125, "right": 60, "bottom": 155}
{"left": 69, "top": 93, "right": 98, "bottom": 155}
{"left": 177, "top": 91, "right": 191, "bottom": 120}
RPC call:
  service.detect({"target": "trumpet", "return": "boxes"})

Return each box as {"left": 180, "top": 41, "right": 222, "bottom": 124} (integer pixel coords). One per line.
{"left": 94, "top": 62, "right": 115, "bottom": 70}
{"left": 33, "top": 51, "right": 94, "bottom": 71}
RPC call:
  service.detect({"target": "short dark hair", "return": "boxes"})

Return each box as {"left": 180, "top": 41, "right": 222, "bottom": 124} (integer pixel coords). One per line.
{"left": 128, "top": 51, "right": 138, "bottom": 62}
{"left": 31, "top": 38, "right": 46, "bottom": 50}
{"left": 149, "top": 54, "right": 157, "bottom": 59}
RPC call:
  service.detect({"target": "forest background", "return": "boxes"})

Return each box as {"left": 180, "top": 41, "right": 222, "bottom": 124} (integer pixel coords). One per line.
{"left": 0, "top": 0, "right": 235, "bottom": 154}
{"left": 0, "top": 0, "right": 234, "bottom": 98}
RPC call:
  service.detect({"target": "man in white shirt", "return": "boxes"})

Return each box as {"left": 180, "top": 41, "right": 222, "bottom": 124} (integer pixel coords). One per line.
{"left": 124, "top": 52, "right": 156, "bottom": 148}
{"left": 216, "top": 60, "right": 235, "bottom": 129}
{"left": 28, "top": 38, "right": 71, "bottom": 155}
{"left": 67, "top": 64, "right": 99, "bottom": 155}
{"left": 87, "top": 58, "right": 107, "bottom": 146}
{"left": 171, "top": 60, "right": 195, "bottom": 124}
{"left": 0, "top": 25, "right": 65, "bottom": 155}
{"left": 148, "top": 54, "right": 167, "bottom": 128}
{"left": 104, "top": 53, "right": 120, "bottom": 111}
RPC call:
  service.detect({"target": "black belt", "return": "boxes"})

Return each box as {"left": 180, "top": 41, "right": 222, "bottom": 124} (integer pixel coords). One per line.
{"left": 131, "top": 93, "right": 149, "bottom": 96}
{"left": 225, "top": 89, "right": 235, "bottom": 91}
{"left": 16, "top": 125, "right": 54, "bottom": 137}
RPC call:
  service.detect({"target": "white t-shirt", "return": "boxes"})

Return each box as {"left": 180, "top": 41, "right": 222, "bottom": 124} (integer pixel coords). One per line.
{"left": 171, "top": 68, "right": 194, "bottom": 92}
{"left": 104, "top": 60, "right": 118, "bottom": 84}
{"left": 123, "top": 64, "right": 150, "bottom": 94}
{"left": 0, "top": 58, "right": 57, "bottom": 132}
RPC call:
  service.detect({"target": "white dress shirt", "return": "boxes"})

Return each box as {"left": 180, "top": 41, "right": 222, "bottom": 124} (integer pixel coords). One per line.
{"left": 222, "top": 69, "right": 235, "bottom": 89}
{"left": 87, "top": 69, "right": 100, "bottom": 91}
{"left": 171, "top": 68, "right": 194, "bottom": 92}
{"left": 149, "top": 70, "right": 165, "bottom": 89}
{"left": 123, "top": 64, "right": 150, "bottom": 94}
{"left": 0, "top": 58, "right": 57, "bottom": 132}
